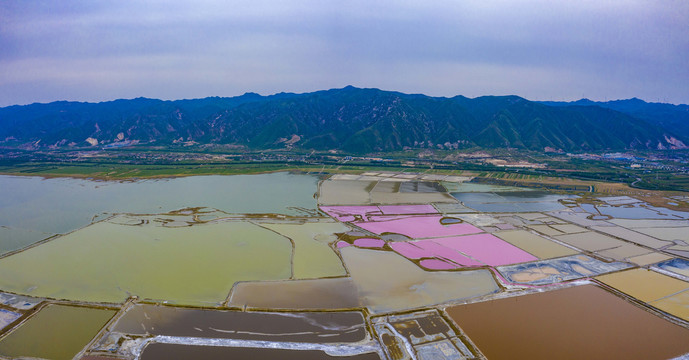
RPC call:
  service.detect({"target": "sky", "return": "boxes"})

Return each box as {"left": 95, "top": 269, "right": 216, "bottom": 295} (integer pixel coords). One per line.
{"left": 1, "top": 0, "right": 688, "bottom": 106}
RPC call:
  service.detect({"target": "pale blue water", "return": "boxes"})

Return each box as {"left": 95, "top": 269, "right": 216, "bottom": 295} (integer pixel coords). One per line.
{"left": 580, "top": 203, "right": 689, "bottom": 220}
{"left": 451, "top": 191, "right": 574, "bottom": 213}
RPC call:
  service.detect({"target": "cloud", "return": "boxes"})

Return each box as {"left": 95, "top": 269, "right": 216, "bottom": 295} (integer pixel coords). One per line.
{"left": 0, "top": 0, "right": 687, "bottom": 106}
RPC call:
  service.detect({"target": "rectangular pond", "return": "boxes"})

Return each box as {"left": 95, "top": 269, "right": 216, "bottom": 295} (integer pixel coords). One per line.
{"left": 494, "top": 229, "right": 578, "bottom": 259}
{"left": 656, "top": 258, "right": 689, "bottom": 278}
{"left": 445, "top": 284, "right": 689, "bottom": 360}
{"left": 596, "top": 268, "right": 689, "bottom": 303}
{"left": 451, "top": 191, "right": 573, "bottom": 213}
{"left": 112, "top": 305, "right": 368, "bottom": 343}
{"left": 390, "top": 234, "right": 538, "bottom": 268}
{"left": 228, "top": 277, "right": 361, "bottom": 310}
{"left": 354, "top": 215, "right": 482, "bottom": 239}
{"left": 140, "top": 343, "right": 382, "bottom": 360}
{"left": 0, "top": 304, "right": 115, "bottom": 360}
{"left": 497, "top": 254, "right": 630, "bottom": 286}
{"left": 258, "top": 221, "right": 349, "bottom": 279}
{"left": 372, "top": 309, "right": 476, "bottom": 360}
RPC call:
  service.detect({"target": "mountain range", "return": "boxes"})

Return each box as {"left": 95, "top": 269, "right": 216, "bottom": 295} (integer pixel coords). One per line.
{"left": 1, "top": 86, "right": 687, "bottom": 153}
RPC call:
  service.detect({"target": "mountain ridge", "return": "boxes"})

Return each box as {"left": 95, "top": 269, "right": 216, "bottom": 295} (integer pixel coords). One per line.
{"left": 1, "top": 87, "right": 686, "bottom": 153}
{"left": 539, "top": 98, "right": 689, "bottom": 143}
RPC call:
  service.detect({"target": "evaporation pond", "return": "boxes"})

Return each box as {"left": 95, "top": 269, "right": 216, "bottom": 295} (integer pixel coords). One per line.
{"left": 0, "top": 304, "right": 116, "bottom": 360}
{"left": 596, "top": 268, "right": 689, "bottom": 303}
{"left": 656, "top": 258, "right": 689, "bottom": 278}
{"left": 258, "top": 221, "right": 348, "bottom": 279}
{"left": 451, "top": 191, "right": 572, "bottom": 212}
{"left": 445, "top": 285, "right": 689, "bottom": 360}
{"left": 494, "top": 230, "right": 578, "bottom": 259}
{"left": 0, "top": 220, "right": 293, "bottom": 305}
{"left": 229, "top": 277, "right": 361, "bottom": 310}
{"left": 441, "top": 182, "right": 527, "bottom": 193}
{"left": 582, "top": 203, "right": 689, "bottom": 220}
{"left": 318, "top": 180, "right": 375, "bottom": 205}
{"left": 355, "top": 215, "right": 482, "bottom": 239}
{"left": 0, "top": 173, "right": 318, "bottom": 254}
{"left": 140, "top": 343, "right": 381, "bottom": 360}
{"left": 0, "top": 309, "right": 20, "bottom": 330}
{"left": 113, "top": 304, "right": 367, "bottom": 343}
{"left": 341, "top": 246, "right": 499, "bottom": 313}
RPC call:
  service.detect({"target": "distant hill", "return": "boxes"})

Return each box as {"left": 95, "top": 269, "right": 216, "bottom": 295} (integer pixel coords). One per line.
{"left": 0, "top": 86, "right": 686, "bottom": 153}
{"left": 541, "top": 98, "right": 689, "bottom": 146}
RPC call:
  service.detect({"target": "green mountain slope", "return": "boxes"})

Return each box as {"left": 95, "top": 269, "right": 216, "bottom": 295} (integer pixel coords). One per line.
{"left": 541, "top": 98, "right": 689, "bottom": 148}
{"left": 0, "top": 87, "right": 685, "bottom": 153}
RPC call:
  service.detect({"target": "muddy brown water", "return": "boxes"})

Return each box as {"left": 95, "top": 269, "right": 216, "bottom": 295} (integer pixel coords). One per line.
{"left": 112, "top": 305, "right": 367, "bottom": 343}
{"left": 229, "top": 277, "right": 361, "bottom": 310}
{"left": 391, "top": 312, "right": 451, "bottom": 344}
{"left": 140, "top": 343, "right": 382, "bottom": 360}
{"left": 446, "top": 284, "right": 689, "bottom": 360}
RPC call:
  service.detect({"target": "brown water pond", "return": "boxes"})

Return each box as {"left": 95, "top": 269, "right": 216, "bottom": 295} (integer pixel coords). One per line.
{"left": 446, "top": 284, "right": 689, "bottom": 360}
{"left": 112, "top": 305, "right": 367, "bottom": 343}
{"left": 228, "top": 277, "right": 361, "bottom": 310}
{"left": 140, "top": 343, "right": 382, "bottom": 360}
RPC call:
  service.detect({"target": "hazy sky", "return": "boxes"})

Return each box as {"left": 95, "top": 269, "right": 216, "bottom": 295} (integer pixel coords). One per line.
{"left": 1, "top": 0, "right": 687, "bottom": 106}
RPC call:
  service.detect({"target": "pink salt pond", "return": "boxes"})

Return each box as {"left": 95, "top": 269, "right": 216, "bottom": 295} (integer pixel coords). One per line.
{"left": 353, "top": 238, "right": 385, "bottom": 248}
{"left": 390, "top": 234, "right": 537, "bottom": 268}
{"left": 355, "top": 215, "right": 482, "bottom": 239}
{"left": 417, "top": 240, "right": 485, "bottom": 266}
{"left": 336, "top": 241, "right": 351, "bottom": 248}
{"left": 378, "top": 204, "right": 437, "bottom": 215}
{"left": 391, "top": 240, "right": 484, "bottom": 267}
{"left": 389, "top": 241, "right": 434, "bottom": 259}
{"left": 432, "top": 234, "right": 537, "bottom": 266}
